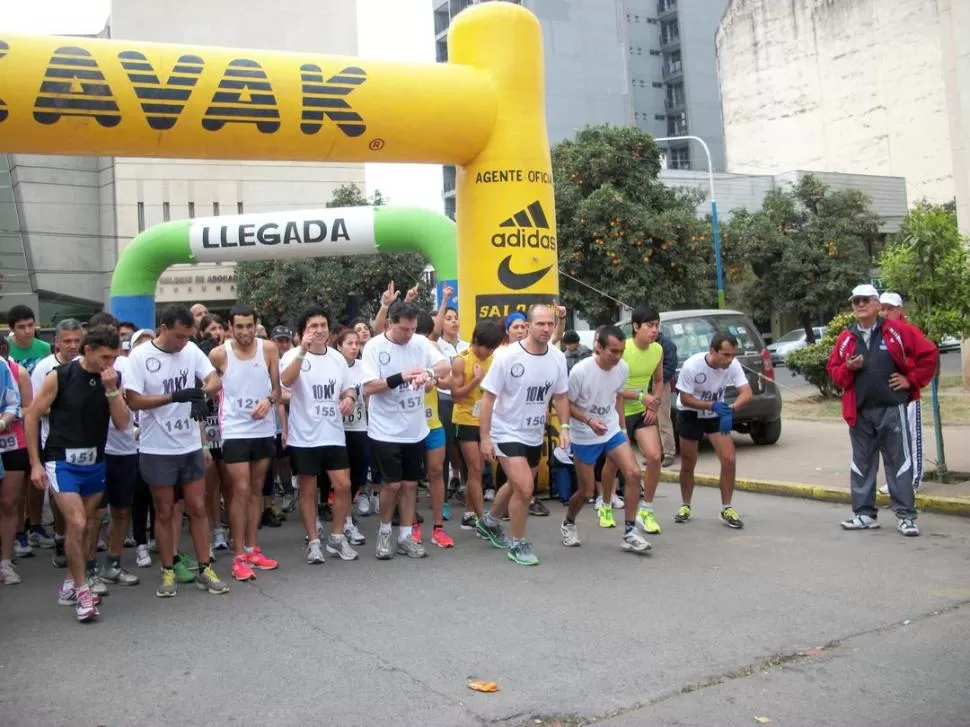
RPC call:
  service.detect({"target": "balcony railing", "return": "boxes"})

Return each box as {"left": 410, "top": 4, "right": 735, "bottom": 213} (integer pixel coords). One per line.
{"left": 658, "top": 0, "right": 677, "bottom": 16}
{"left": 662, "top": 61, "right": 683, "bottom": 80}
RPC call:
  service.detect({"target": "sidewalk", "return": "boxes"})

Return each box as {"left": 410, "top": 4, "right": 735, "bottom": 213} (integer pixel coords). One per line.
{"left": 658, "top": 418, "right": 970, "bottom": 517}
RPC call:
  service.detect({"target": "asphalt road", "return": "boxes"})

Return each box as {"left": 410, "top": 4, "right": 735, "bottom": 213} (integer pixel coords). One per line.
{"left": 2, "top": 488, "right": 969, "bottom": 727}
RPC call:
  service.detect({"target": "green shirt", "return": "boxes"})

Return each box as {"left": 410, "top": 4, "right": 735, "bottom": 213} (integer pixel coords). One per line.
{"left": 7, "top": 336, "right": 51, "bottom": 375}
{"left": 622, "top": 341, "right": 663, "bottom": 417}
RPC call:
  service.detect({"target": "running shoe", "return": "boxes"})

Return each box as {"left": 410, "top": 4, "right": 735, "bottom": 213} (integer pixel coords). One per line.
{"left": 135, "top": 545, "right": 152, "bottom": 568}
{"left": 560, "top": 521, "right": 581, "bottom": 547}
{"left": 396, "top": 536, "right": 427, "bottom": 559}
{"left": 123, "top": 534, "right": 136, "bottom": 548}
{"left": 261, "top": 508, "right": 283, "bottom": 527}
{"left": 661, "top": 455, "right": 676, "bottom": 467}
{"left": 598, "top": 505, "right": 616, "bottom": 528}
{"left": 344, "top": 521, "right": 367, "bottom": 546}
{"left": 172, "top": 558, "right": 196, "bottom": 584}
{"left": 87, "top": 570, "right": 109, "bottom": 596}
{"left": 356, "top": 493, "right": 371, "bottom": 517}
{"left": 507, "top": 540, "right": 539, "bottom": 566}
{"left": 621, "top": 528, "right": 652, "bottom": 554}
{"left": 232, "top": 555, "right": 256, "bottom": 581}
{"left": 280, "top": 494, "right": 296, "bottom": 514}
{"left": 442, "top": 502, "right": 450, "bottom": 521}
{"left": 51, "top": 538, "right": 67, "bottom": 568}
{"left": 674, "top": 504, "right": 692, "bottom": 524}
{"left": 369, "top": 493, "right": 380, "bottom": 514}
{"left": 96, "top": 537, "right": 107, "bottom": 553}
{"left": 842, "top": 514, "right": 880, "bottom": 530}
{"left": 102, "top": 563, "right": 140, "bottom": 586}
{"left": 14, "top": 533, "right": 33, "bottom": 559}
{"left": 411, "top": 522, "right": 423, "bottom": 544}
{"left": 156, "top": 569, "right": 177, "bottom": 598}
{"left": 28, "top": 525, "right": 55, "bottom": 549}
{"left": 58, "top": 583, "right": 102, "bottom": 607}
{"left": 638, "top": 508, "right": 661, "bottom": 534}
{"left": 326, "top": 534, "right": 359, "bottom": 561}
{"left": 0, "top": 560, "right": 21, "bottom": 585}
{"left": 460, "top": 513, "right": 478, "bottom": 531}
{"left": 897, "top": 518, "right": 920, "bottom": 537}
{"left": 528, "top": 499, "right": 550, "bottom": 517}
{"left": 179, "top": 551, "right": 199, "bottom": 571}
{"left": 484, "top": 488, "right": 495, "bottom": 502}
{"left": 306, "top": 540, "right": 326, "bottom": 564}
{"left": 247, "top": 546, "right": 278, "bottom": 570}
{"left": 431, "top": 527, "right": 455, "bottom": 549}
{"left": 720, "top": 507, "right": 744, "bottom": 529}
{"left": 75, "top": 586, "right": 100, "bottom": 622}
{"left": 878, "top": 484, "right": 890, "bottom": 495}
{"left": 475, "top": 516, "right": 511, "bottom": 549}
{"left": 376, "top": 530, "right": 394, "bottom": 560}
{"left": 594, "top": 496, "right": 604, "bottom": 510}
{"left": 196, "top": 564, "right": 230, "bottom": 594}
{"left": 212, "top": 528, "right": 229, "bottom": 551}
{"left": 611, "top": 493, "right": 625, "bottom": 509}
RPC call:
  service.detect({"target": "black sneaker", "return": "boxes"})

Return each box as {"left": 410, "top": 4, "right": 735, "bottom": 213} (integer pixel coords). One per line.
{"left": 260, "top": 509, "right": 282, "bottom": 528}
{"left": 460, "top": 514, "right": 477, "bottom": 531}
{"left": 529, "top": 499, "right": 550, "bottom": 517}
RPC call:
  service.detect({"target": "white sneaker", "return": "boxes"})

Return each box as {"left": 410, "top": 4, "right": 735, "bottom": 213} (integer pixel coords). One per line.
{"left": 13, "top": 539, "right": 32, "bottom": 559}
{"left": 306, "top": 540, "right": 326, "bottom": 564}
{"left": 135, "top": 545, "right": 152, "bottom": 568}
{"left": 96, "top": 537, "right": 107, "bottom": 553}
{"left": 841, "top": 514, "right": 880, "bottom": 530}
{"left": 344, "top": 522, "right": 366, "bottom": 546}
{"left": 212, "top": 528, "right": 229, "bottom": 551}
{"left": 326, "top": 533, "right": 359, "bottom": 561}
{"left": 316, "top": 519, "right": 325, "bottom": 539}
{"left": 611, "top": 493, "right": 625, "bottom": 509}
{"left": 897, "top": 518, "right": 920, "bottom": 537}
{"left": 560, "top": 521, "right": 581, "bottom": 547}
{"left": 594, "top": 496, "right": 604, "bottom": 510}
{"left": 484, "top": 488, "right": 495, "bottom": 502}
{"left": 356, "top": 494, "right": 371, "bottom": 516}
{"left": 621, "top": 529, "right": 652, "bottom": 554}
{"left": 0, "top": 560, "right": 21, "bottom": 585}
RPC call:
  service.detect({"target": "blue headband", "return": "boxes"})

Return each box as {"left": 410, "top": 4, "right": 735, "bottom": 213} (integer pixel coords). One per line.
{"left": 505, "top": 312, "right": 526, "bottom": 330}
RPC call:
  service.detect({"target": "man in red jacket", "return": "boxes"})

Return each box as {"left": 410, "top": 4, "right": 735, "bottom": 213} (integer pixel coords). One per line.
{"left": 826, "top": 284, "right": 938, "bottom": 537}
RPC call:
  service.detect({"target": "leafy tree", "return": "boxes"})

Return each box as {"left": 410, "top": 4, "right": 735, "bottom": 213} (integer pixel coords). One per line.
{"left": 878, "top": 201, "right": 970, "bottom": 478}
{"left": 725, "top": 175, "right": 880, "bottom": 342}
{"left": 236, "top": 184, "right": 432, "bottom": 326}
{"left": 552, "top": 125, "right": 715, "bottom": 325}
{"left": 785, "top": 311, "right": 857, "bottom": 398}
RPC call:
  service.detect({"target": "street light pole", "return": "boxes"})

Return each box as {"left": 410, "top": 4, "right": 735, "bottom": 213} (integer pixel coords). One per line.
{"left": 655, "top": 135, "right": 725, "bottom": 309}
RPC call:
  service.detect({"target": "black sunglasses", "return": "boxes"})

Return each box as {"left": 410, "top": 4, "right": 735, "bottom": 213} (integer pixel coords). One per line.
{"left": 851, "top": 296, "right": 875, "bottom": 305}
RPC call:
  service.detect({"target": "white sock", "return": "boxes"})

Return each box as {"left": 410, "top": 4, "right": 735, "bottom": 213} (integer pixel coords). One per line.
{"left": 641, "top": 503, "right": 653, "bottom": 511}
{"left": 464, "top": 511, "right": 474, "bottom": 519}
{"left": 398, "top": 524, "right": 412, "bottom": 542}
{"left": 379, "top": 521, "right": 392, "bottom": 534}
{"left": 308, "top": 538, "right": 320, "bottom": 547}
{"left": 345, "top": 516, "right": 354, "bottom": 529}
{"left": 722, "top": 503, "right": 731, "bottom": 510}
{"left": 244, "top": 546, "right": 254, "bottom": 554}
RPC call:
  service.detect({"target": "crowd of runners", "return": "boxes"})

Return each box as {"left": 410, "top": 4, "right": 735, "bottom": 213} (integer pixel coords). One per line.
{"left": 0, "top": 282, "right": 764, "bottom": 623}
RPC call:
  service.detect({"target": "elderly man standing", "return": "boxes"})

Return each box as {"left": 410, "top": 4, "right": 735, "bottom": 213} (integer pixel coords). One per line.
{"left": 827, "top": 285, "right": 937, "bottom": 537}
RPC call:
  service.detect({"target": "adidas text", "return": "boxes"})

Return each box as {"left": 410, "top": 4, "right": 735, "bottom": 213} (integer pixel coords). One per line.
{"left": 491, "top": 230, "right": 556, "bottom": 250}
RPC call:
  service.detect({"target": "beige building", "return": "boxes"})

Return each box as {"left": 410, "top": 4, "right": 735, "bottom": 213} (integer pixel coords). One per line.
{"left": 108, "top": 0, "right": 365, "bottom": 312}
{"left": 716, "top": 0, "right": 954, "bottom": 204}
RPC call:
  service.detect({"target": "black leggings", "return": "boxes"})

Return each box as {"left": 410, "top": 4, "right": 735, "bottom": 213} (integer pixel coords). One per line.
{"left": 131, "top": 472, "right": 155, "bottom": 546}
{"left": 346, "top": 431, "right": 368, "bottom": 499}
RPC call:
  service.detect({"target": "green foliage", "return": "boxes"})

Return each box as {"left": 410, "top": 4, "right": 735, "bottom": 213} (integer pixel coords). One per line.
{"left": 725, "top": 174, "right": 879, "bottom": 332}
{"left": 879, "top": 201, "right": 970, "bottom": 345}
{"left": 236, "top": 184, "right": 432, "bottom": 326}
{"left": 551, "top": 124, "right": 715, "bottom": 325}
{"left": 786, "top": 311, "right": 857, "bottom": 398}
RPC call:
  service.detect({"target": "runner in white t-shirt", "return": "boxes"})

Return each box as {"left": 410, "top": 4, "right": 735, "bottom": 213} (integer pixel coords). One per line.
{"left": 561, "top": 326, "right": 651, "bottom": 554}
{"left": 125, "top": 305, "right": 228, "bottom": 598}
{"left": 209, "top": 305, "right": 282, "bottom": 582}
{"left": 281, "top": 306, "right": 359, "bottom": 565}
{"left": 361, "top": 300, "right": 450, "bottom": 561}
{"left": 675, "top": 331, "right": 753, "bottom": 529}
{"left": 477, "top": 305, "right": 570, "bottom": 567}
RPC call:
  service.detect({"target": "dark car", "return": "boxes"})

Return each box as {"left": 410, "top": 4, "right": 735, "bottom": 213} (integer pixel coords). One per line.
{"left": 621, "top": 308, "right": 783, "bottom": 445}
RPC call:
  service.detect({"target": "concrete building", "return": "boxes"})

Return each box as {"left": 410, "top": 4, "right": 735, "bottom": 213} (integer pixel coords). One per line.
{"left": 433, "top": 0, "right": 729, "bottom": 218}
{"left": 0, "top": 0, "right": 364, "bottom": 324}
{"left": 716, "top": 0, "right": 954, "bottom": 204}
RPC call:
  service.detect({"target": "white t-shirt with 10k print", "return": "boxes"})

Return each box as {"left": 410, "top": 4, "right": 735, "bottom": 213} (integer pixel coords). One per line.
{"left": 482, "top": 342, "right": 568, "bottom": 447}
{"left": 361, "top": 333, "right": 445, "bottom": 444}
{"left": 568, "top": 356, "right": 628, "bottom": 445}
{"left": 675, "top": 352, "right": 747, "bottom": 419}
{"left": 281, "top": 346, "right": 353, "bottom": 448}
{"left": 125, "top": 341, "right": 215, "bottom": 455}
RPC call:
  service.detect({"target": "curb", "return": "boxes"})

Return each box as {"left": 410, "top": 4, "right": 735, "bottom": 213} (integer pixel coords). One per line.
{"left": 657, "top": 471, "right": 970, "bottom": 518}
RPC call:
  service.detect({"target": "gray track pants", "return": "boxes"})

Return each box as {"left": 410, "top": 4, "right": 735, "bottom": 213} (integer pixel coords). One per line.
{"left": 849, "top": 405, "right": 916, "bottom": 519}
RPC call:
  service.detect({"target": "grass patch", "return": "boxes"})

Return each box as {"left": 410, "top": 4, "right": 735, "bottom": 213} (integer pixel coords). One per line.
{"left": 786, "top": 393, "right": 970, "bottom": 426}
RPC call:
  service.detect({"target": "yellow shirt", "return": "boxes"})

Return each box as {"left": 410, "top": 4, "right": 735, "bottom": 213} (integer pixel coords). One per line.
{"left": 622, "top": 341, "right": 663, "bottom": 416}
{"left": 424, "top": 387, "right": 442, "bottom": 430}
{"left": 452, "top": 348, "right": 493, "bottom": 426}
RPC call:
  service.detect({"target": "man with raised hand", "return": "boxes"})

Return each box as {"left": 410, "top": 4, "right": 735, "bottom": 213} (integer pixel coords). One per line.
{"left": 477, "top": 304, "right": 570, "bottom": 567}
{"left": 125, "top": 305, "right": 228, "bottom": 598}
{"left": 362, "top": 300, "right": 450, "bottom": 561}
{"left": 209, "top": 304, "right": 282, "bottom": 582}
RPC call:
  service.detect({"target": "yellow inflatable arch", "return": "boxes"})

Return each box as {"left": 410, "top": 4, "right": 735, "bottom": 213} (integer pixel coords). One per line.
{"left": 0, "top": 2, "right": 558, "bottom": 334}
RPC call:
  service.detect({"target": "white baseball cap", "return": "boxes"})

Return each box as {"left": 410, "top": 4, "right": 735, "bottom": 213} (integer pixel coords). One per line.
{"left": 849, "top": 284, "right": 879, "bottom": 300}
{"left": 879, "top": 292, "right": 903, "bottom": 308}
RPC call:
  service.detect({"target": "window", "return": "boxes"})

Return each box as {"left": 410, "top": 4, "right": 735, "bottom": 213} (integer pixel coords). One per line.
{"left": 162, "top": 202, "right": 170, "bottom": 222}
{"left": 652, "top": 82, "right": 664, "bottom": 88}
{"left": 649, "top": 50, "right": 661, "bottom": 56}
{"left": 137, "top": 202, "right": 145, "bottom": 233}
{"left": 654, "top": 114, "right": 666, "bottom": 120}
{"left": 436, "top": 39, "right": 448, "bottom": 63}
{"left": 237, "top": 201, "right": 244, "bottom": 214}
{"left": 668, "top": 146, "right": 690, "bottom": 169}
{"left": 213, "top": 202, "right": 220, "bottom": 216}
{"left": 188, "top": 201, "right": 195, "bottom": 218}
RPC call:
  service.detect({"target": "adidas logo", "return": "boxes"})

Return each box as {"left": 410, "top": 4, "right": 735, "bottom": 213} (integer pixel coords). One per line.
{"left": 491, "top": 201, "right": 557, "bottom": 251}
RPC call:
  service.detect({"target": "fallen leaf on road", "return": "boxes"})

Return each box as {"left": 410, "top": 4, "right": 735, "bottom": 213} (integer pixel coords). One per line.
{"left": 754, "top": 718, "right": 772, "bottom": 724}
{"left": 467, "top": 680, "right": 500, "bottom": 693}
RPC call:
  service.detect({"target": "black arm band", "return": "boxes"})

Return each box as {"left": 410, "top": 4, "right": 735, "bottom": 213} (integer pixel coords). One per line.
{"left": 386, "top": 373, "right": 405, "bottom": 389}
